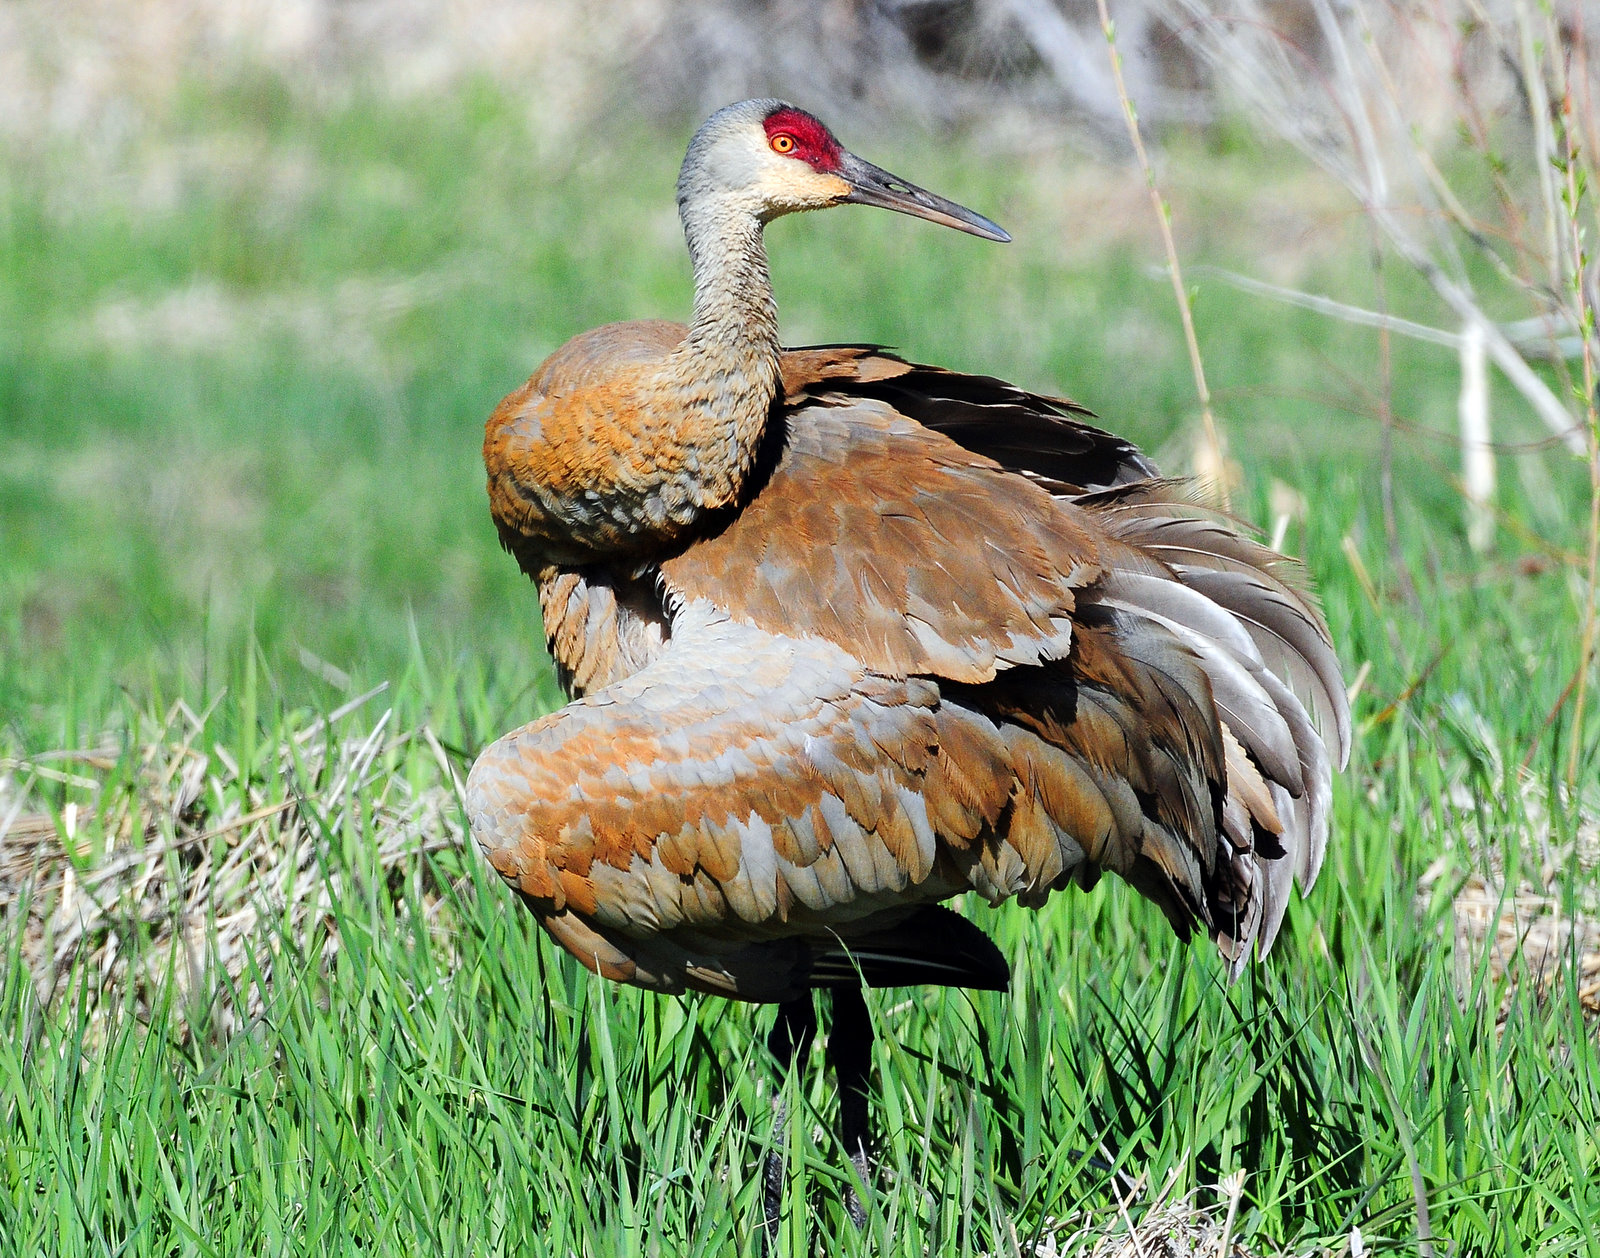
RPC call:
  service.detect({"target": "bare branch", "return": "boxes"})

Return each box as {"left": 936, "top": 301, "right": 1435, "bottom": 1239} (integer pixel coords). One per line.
{"left": 1171, "top": 0, "right": 1588, "bottom": 454}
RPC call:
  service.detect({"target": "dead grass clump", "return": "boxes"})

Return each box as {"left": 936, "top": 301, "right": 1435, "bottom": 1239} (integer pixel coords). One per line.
{"left": 1418, "top": 777, "right": 1600, "bottom": 1018}
{"left": 1020, "top": 1173, "right": 1278, "bottom": 1257}
{"left": 1418, "top": 860, "right": 1600, "bottom": 1019}
{"left": 0, "top": 687, "right": 464, "bottom": 1041}
{"left": 1431, "top": 873, "right": 1600, "bottom": 1016}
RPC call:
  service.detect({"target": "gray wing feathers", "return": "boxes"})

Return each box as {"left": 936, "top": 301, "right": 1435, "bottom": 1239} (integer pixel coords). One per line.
{"left": 1178, "top": 565, "right": 1350, "bottom": 767}
{"left": 1081, "top": 484, "right": 1348, "bottom": 966}
{"left": 1102, "top": 572, "right": 1303, "bottom": 791}
{"left": 1095, "top": 499, "right": 1349, "bottom": 765}
{"left": 1257, "top": 668, "right": 1333, "bottom": 890}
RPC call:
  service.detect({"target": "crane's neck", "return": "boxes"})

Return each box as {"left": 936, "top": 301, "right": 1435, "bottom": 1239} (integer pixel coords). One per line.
{"left": 655, "top": 199, "right": 782, "bottom": 513}
{"left": 683, "top": 205, "right": 779, "bottom": 357}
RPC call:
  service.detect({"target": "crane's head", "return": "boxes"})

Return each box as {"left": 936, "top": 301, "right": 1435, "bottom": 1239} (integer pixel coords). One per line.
{"left": 678, "top": 99, "right": 1010, "bottom": 242}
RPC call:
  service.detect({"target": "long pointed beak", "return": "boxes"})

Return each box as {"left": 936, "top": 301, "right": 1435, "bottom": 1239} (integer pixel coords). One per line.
{"left": 838, "top": 152, "right": 1011, "bottom": 243}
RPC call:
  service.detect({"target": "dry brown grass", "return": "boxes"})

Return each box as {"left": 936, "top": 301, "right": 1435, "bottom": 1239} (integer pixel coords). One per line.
{"left": 1418, "top": 777, "right": 1600, "bottom": 1018}
{"left": 1018, "top": 1172, "right": 1290, "bottom": 1257}
{"left": 0, "top": 688, "right": 464, "bottom": 1040}
{"left": 1435, "top": 873, "right": 1600, "bottom": 1016}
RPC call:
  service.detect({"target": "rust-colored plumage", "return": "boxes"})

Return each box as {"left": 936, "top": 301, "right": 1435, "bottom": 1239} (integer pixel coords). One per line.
{"left": 466, "top": 98, "right": 1349, "bottom": 1234}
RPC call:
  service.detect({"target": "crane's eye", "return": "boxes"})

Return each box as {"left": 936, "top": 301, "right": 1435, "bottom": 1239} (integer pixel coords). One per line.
{"left": 770, "top": 134, "right": 796, "bottom": 155}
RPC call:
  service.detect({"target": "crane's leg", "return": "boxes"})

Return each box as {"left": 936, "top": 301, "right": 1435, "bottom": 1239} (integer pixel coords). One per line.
{"left": 829, "top": 984, "right": 874, "bottom": 1229}
{"left": 763, "top": 994, "right": 817, "bottom": 1247}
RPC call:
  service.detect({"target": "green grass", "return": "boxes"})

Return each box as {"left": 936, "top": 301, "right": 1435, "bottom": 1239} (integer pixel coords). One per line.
{"left": 2, "top": 82, "right": 1598, "bottom": 1255}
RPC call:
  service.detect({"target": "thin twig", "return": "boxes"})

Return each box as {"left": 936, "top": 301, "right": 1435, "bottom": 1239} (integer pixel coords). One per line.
{"left": 1174, "top": 0, "right": 1587, "bottom": 453}
{"left": 1513, "top": 0, "right": 1566, "bottom": 295}
{"left": 1558, "top": 102, "right": 1600, "bottom": 786}
{"left": 1185, "top": 265, "right": 1587, "bottom": 358}
{"left": 1183, "top": 266, "right": 1462, "bottom": 348}
{"left": 1094, "top": 0, "right": 1230, "bottom": 506}
{"left": 1373, "top": 199, "right": 1583, "bottom": 453}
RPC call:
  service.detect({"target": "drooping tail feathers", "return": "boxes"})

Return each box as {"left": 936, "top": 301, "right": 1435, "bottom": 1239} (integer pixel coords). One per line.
{"left": 1083, "top": 481, "right": 1349, "bottom": 969}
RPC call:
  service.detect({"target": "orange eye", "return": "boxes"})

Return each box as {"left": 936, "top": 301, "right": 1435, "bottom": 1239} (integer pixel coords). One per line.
{"left": 770, "top": 134, "right": 796, "bottom": 154}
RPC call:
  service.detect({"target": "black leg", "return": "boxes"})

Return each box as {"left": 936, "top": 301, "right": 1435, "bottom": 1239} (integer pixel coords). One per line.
{"left": 763, "top": 995, "right": 817, "bottom": 1249}
{"left": 829, "top": 985, "right": 874, "bottom": 1229}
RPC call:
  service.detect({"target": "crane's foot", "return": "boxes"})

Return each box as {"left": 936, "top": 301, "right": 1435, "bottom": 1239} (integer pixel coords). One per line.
{"left": 762, "top": 995, "right": 817, "bottom": 1252}
{"left": 830, "top": 984, "right": 875, "bottom": 1231}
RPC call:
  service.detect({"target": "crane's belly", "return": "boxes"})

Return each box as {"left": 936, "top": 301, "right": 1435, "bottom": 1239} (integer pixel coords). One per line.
{"left": 521, "top": 866, "right": 975, "bottom": 1002}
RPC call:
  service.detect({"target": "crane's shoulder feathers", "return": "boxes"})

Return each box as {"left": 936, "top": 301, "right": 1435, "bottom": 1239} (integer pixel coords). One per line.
{"left": 532, "top": 320, "right": 690, "bottom": 394}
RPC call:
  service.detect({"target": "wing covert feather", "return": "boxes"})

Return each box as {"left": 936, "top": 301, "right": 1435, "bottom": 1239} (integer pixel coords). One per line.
{"left": 468, "top": 607, "right": 1014, "bottom": 998}
{"left": 661, "top": 403, "right": 1103, "bottom": 683}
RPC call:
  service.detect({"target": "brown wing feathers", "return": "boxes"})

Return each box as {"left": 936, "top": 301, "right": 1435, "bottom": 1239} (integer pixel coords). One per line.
{"left": 778, "top": 352, "right": 1348, "bottom": 963}
{"left": 660, "top": 404, "right": 1103, "bottom": 684}
{"left": 468, "top": 612, "right": 1021, "bottom": 1000}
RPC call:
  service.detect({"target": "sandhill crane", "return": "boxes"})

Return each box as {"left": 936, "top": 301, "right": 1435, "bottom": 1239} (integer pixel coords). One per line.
{"left": 466, "top": 98, "right": 1350, "bottom": 1237}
